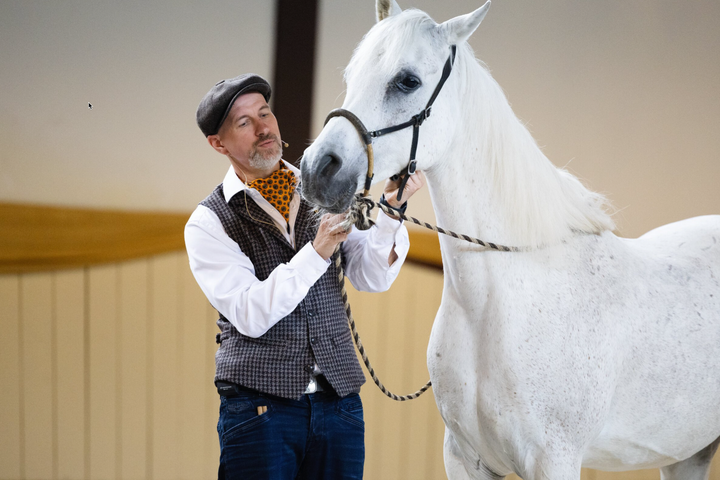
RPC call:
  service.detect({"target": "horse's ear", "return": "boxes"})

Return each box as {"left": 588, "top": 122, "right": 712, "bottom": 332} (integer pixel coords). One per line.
{"left": 439, "top": 1, "right": 490, "bottom": 44}
{"left": 376, "top": 0, "right": 402, "bottom": 22}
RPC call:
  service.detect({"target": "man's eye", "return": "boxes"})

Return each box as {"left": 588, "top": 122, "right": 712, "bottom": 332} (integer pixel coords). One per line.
{"left": 395, "top": 75, "right": 421, "bottom": 93}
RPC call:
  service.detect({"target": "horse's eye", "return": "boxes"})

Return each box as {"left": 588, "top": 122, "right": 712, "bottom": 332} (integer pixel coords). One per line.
{"left": 395, "top": 75, "right": 421, "bottom": 93}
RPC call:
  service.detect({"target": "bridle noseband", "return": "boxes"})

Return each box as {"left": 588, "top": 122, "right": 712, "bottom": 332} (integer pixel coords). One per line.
{"left": 324, "top": 45, "right": 457, "bottom": 201}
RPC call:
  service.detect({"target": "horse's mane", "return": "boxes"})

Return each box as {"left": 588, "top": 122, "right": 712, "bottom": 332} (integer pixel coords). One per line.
{"left": 463, "top": 42, "right": 616, "bottom": 246}
{"left": 453, "top": 42, "right": 616, "bottom": 247}
{"left": 348, "top": 9, "right": 615, "bottom": 247}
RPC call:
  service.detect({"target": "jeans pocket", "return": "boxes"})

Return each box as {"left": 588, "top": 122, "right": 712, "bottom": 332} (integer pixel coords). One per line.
{"left": 336, "top": 393, "right": 364, "bottom": 429}
{"left": 220, "top": 396, "right": 273, "bottom": 444}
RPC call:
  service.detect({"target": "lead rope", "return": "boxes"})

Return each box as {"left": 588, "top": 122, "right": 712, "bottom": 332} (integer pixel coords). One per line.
{"left": 333, "top": 247, "right": 432, "bottom": 401}
{"left": 349, "top": 194, "right": 524, "bottom": 252}
{"left": 335, "top": 194, "right": 524, "bottom": 402}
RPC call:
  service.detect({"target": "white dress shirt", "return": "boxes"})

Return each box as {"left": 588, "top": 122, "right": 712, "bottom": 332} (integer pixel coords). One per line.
{"left": 185, "top": 161, "right": 410, "bottom": 339}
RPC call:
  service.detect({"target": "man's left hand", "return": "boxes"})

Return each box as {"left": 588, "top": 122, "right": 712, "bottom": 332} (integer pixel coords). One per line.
{"left": 383, "top": 171, "right": 426, "bottom": 209}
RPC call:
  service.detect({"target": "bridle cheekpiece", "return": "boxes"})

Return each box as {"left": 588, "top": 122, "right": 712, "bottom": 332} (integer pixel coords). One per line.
{"left": 324, "top": 45, "right": 458, "bottom": 201}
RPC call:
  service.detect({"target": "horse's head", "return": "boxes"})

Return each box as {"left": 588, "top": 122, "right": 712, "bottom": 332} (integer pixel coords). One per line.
{"left": 301, "top": 0, "right": 490, "bottom": 212}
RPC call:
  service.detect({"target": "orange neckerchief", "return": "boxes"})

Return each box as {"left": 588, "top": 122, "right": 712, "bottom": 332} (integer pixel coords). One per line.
{"left": 246, "top": 164, "right": 297, "bottom": 223}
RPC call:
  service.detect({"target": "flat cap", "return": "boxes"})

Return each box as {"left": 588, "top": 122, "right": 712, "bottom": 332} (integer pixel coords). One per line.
{"left": 196, "top": 73, "right": 272, "bottom": 137}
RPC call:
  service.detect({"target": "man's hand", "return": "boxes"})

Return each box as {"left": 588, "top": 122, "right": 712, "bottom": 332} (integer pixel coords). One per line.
{"left": 383, "top": 171, "right": 426, "bottom": 209}
{"left": 312, "top": 213, "right": 350, "bottom": 260}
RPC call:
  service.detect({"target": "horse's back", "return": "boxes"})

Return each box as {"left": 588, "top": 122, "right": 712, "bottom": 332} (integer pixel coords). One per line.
{"left": 633, "top": 214, "right": 720, "bottom": 262}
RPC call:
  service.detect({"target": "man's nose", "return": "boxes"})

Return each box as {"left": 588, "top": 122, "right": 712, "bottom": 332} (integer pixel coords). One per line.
{"left": 256, "top": 119, "right": 271, "bottom": 136}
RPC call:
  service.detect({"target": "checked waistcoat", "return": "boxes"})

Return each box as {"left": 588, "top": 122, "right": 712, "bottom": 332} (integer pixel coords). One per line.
{"left": 200, "top": 184, "right": 366, "bottom": 399}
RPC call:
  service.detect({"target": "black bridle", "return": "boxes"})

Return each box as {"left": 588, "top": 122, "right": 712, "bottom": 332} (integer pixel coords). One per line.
{"left": 324, "top": 45, "right": 458, "bottom": 202}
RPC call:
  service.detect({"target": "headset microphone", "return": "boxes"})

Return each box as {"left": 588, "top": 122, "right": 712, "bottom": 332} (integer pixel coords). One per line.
{"left": 282, "top": 141, "right": 290, "bottom": 148}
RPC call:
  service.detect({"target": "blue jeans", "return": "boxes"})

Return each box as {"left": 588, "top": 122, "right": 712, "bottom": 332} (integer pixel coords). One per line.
{"left": 217, "top": 387, "right": 364, "bottom": 480}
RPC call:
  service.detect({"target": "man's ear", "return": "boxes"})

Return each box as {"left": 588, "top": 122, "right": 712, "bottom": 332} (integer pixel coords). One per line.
{"left": 207, "top": 134, "right": 228, "bottom": 155}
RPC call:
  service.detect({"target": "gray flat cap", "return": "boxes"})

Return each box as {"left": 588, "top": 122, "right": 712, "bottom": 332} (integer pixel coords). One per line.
{"left": 196, "top": 73, "right": 272, "bottom": 137}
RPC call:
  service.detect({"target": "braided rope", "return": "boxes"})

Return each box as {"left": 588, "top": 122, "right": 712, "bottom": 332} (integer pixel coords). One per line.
{"left": 355, "top": 195, "right": 524, "bottom": 252}
{"left": 335, "top": 194, "right": 523, "bottom": 402}
{"left": 334, "top": 249, "right": 433, "bottom": 401}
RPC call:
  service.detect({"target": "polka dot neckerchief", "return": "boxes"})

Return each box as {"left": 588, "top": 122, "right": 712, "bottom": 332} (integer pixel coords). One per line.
{"left": 246, "top": 163, "right": 297, "bottom": 224}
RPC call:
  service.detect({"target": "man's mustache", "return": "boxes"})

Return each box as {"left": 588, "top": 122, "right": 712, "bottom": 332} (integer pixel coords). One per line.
{"left": 254, "top": 134, "right": 280, "bottom": 148}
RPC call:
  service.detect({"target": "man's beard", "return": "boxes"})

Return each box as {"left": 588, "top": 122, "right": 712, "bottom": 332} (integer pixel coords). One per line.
{"left": 248, "top": 136, "right": 282, "bottom": 170}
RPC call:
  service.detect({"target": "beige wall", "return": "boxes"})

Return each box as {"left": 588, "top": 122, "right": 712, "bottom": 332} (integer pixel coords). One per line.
{"left": 0, "top": 0, "right": 275, "bottom": 212}
{"left": 1, "top": 1, "right": 717, "bottom": 235}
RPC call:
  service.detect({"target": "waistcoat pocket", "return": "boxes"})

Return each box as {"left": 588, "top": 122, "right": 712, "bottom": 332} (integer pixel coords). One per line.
{"left": 235, "top": 335, "right": 291, "bottom": 362}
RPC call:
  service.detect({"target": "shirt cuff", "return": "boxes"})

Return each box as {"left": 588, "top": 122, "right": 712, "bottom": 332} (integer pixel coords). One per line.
{"left": 374, "top": 209, "right": 405, "bottom": 245}
{"left": 289, "top": 242, "right": 331, "bottom": 284}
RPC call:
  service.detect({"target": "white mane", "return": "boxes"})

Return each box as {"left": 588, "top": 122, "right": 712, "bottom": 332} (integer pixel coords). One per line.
{"left": 454, "top": 42, "right": 616, "bottom": 247}
{"left": 346, "top": 9, "right": 615, "bottom": 248}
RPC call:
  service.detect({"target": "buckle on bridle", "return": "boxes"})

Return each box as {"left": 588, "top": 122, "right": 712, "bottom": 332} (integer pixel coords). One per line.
{"left": 413, "top": 106, "right": 432, "bottom": 127}
{"left": 407, "top": 159, "right": 417, "bottom": 175}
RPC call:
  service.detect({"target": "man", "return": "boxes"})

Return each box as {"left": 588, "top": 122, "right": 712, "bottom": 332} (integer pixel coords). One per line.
{"left": 185, "top": 73, "right": 424, "bottom": 479}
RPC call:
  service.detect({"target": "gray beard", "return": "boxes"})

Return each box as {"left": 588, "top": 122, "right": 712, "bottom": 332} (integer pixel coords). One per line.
{"left": 248, "top": 143, "right": 282, "bottom": 170}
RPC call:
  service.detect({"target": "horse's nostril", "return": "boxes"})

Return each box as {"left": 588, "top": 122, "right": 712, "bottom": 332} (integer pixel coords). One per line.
{"left": 318, "top": 153, "right": 342, "bottom": 179}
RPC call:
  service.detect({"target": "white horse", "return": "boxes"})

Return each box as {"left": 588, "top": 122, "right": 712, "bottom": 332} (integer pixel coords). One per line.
{"left": 301, "top": 1, "right": 720, "bottom": 479}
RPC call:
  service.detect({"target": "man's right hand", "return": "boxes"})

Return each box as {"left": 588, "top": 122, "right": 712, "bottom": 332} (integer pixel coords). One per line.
{"left": 312, "top": 213, "right": 350, "bottom": 260}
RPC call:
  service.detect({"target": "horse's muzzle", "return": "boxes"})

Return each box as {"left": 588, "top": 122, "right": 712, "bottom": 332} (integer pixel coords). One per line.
{"left": 300, "top": 153, "right": 357, "bottom": 213}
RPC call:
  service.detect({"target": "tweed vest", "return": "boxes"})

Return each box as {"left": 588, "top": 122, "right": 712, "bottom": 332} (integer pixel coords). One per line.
{"left": 200, "top": 183, "right": 366, "bottom": 399}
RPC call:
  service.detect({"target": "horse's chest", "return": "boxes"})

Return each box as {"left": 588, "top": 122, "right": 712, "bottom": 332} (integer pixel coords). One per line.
{"left": 428, "top": 292, "right": 537, "bottom": 447}
{"left": 427, "top": 262, "right": 623, "bottom": 464}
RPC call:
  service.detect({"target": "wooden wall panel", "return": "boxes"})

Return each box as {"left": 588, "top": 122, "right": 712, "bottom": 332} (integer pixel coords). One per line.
{"left": 407, "top": 267, "right": 445, "bottom": 479}
{"left": 346, "top": 275, "right": 382, "bottom": 479}
{"left": 118, "top": 260, "right": 149, "bottom": 479}
{"left": 54, "top": 269, "right": 86, "bottom": 479}
{"left": 150, "top": 253, "right": 181, "bottom": 480}
{"left": 380, "top": 267, "right": 416, "bottom": 479}
{"left": 0, "top": 275, "right": 22, "bottom": 479}
{"left": 348, "top": 263, "right": 448, "bottom": 480}
{"left": 178, "top": 253, "right": 214, "bottom": 479}
{"left": 21, "top": 273, "right": 54, "bottom": 479}
{"left": 584, "top": 470, "right": 598, "bottom": 480}
{"left": 712, "top": 458, "right": 720, "bottom": 479}
{"left": 426, "top": 388, "right": 447, "bottom": 480}
{"left": 88, "top": 265, "right": 118, "bottom": 480}
{"left": 0, "top": 203, "right": 187, "bottom": 274}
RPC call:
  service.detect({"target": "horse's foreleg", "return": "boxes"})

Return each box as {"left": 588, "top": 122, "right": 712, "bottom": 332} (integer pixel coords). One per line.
{"left": 443, "top": 428, "right": 505, "bottom": 480}
{"left": 660, "top": 437, "right": 720, "bottom": 480}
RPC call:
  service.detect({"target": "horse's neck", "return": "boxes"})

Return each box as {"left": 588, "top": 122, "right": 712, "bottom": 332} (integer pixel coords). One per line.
{"left": 427, "top": 58, "right": 614, "bottom": 254}
{"left": 426, "top": 116, "right": 555, "bottom": 251}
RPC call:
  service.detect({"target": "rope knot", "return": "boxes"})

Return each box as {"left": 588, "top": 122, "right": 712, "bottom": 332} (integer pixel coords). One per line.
{"left": 344, "top": 194, "right": 376, "bottom": 231}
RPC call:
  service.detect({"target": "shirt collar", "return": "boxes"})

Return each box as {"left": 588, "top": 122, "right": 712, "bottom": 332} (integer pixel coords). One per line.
{"left": 223, "top": 160, "right": 301, "bottom": 204}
